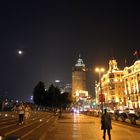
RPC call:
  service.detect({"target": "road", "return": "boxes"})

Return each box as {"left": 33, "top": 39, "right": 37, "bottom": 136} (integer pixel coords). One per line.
{"left": 42, "top": 113, "right": 140, "bottom": 140}
{"left": 0, "top": 111, "right": 58, "bottom": 140}
{"left": 0, "top": 112, "right": 140, "bottom": 140}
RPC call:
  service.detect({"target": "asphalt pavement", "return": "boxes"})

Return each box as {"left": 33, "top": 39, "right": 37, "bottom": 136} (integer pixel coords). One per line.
{"left": 0, "top": 112, "right": 140, "bottom": 140}
{"left": 41, "top": 113, "right": 140, "bottom": 140}
{"left": 0, "top": 111, "right": 57, "bottom": 140}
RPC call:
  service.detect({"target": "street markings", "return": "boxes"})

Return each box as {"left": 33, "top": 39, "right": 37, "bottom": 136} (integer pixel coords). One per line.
{"left": 0, "top": 112, "right": 54, "bottom": 139}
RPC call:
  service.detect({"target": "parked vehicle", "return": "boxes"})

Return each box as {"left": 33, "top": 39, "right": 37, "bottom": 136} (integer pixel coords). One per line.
{"left": 114, "top": 108, "right": 139, "bottom": 125}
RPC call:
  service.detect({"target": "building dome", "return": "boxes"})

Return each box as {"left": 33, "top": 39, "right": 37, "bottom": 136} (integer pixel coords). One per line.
{"left": 75, "top": 54, "right": 85, "bottom": 68}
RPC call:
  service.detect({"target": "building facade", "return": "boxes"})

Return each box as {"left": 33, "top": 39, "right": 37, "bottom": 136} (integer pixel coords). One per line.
{"left": 123, "top": 60, "right": 140, "bottom": 109}
{"left": 95, "top": 59, "right": 125, "bottom": 110}
{"left": 95, "top": 59, "right": 140, "bottom": 110}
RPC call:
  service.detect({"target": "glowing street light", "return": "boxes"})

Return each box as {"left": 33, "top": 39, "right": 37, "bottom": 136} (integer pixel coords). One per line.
{"left": 95, "top": 67, "right": 105, "bottom": 114}
{"left": 95, "top": 67, "right": 105, "bottom": 73}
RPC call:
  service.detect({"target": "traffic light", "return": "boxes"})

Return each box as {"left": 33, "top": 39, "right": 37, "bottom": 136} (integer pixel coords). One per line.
{"left": 93, "top": 102, "right": 96, "bottom": 106}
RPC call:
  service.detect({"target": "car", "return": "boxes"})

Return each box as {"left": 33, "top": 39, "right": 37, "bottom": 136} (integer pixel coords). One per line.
{"left": 124, "top": 108, "right": 135, "bottom": 114}
{"left": 114, "top": 108, "right": 138, "bottom": 124}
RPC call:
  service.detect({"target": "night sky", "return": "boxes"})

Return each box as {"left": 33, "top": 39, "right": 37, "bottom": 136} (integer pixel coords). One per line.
{"left": 0, "top": 1, "right": 140, "bottom": 101}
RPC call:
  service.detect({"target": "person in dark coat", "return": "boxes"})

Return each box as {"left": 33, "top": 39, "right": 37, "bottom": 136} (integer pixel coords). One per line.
{"left": 101, "top": 109, "right": 112, "bottom": 140}
{"left": 18, "top": 104, "right": 25, "bottom": 125}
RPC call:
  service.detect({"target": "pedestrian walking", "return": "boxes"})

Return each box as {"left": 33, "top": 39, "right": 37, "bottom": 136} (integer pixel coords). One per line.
{"left": 18, "top": 104, "right": 25, "bottom": 125}
{"left": 12, "top": 104, "right": 17, "bottom": 112}
{"left": 101, "top": 109, "right": 112, "bottom": 140}
{"left": 25, "top": 105, "right": 31, "bottom": 120}
{"left": 11, "top": 104, "right": 18, "bottom": 118}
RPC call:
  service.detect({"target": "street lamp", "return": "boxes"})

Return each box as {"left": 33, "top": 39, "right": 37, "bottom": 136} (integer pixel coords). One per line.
{"left": 95, "top": 67, "right": 105, "bottom": 114}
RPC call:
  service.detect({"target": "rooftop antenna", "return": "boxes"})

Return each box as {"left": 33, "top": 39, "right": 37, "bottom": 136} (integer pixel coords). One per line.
{"left": 79, "top": 53, "right": 81, "bottom": 58}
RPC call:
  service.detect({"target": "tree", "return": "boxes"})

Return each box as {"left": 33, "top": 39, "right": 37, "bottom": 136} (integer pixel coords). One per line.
{"left": 32, "top": 82, "right": 73, "bottom": 110}
{"left": 59, "top": 92, "right": 73, "bottom": 109}
{"left": 33, "top": 81, "right": 46, "bottom": 106}
{"left": 47, "top": 84, "right": 61, "bottom": 108}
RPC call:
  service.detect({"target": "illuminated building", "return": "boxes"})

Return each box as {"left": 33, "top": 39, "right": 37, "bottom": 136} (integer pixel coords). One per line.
{"left": 54, "top": 80, "right": 65, "bottom": 93}
{"left": 64, "top": 84, "right": 72, "bottom": 93}
{"left": 123, "top": 60, "right": 140, "bottom": 109}
{"left": 75, "top": 90, "right": 88, "bottom": 98}
{"left": 95, "top": 59, "right": 125, "bottom": 110}
{"left": 72, "top": 55, "right": 88, "bottom": 101}
{"left": 54, "top": 80, "right": 72, "bottom": 93}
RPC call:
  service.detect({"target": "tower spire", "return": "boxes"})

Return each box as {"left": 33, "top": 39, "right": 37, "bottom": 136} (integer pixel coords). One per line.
{"left": 79, "top": 53, "right": 81, "bottom": 58}
{"left": 75, "top": 54, "right": 85, "bottom": 68}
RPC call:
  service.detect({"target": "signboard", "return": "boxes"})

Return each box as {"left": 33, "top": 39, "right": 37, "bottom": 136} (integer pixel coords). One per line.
{"left": 99, "top": 94, "right": 105, "bottom": 102}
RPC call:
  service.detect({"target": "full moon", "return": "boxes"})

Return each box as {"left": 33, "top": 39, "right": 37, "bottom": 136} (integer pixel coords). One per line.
{"left": 18, "top": 50, "right": 23, "bottom": 55}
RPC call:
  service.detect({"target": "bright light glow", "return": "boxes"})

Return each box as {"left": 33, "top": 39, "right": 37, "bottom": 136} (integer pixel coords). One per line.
{"left": 95, "top": 67, "right": 105, "bottom": 72}
{"left": 95, "top": 68, "right": 99, "bottom": 72}
{"left": 55, "top": 80, "right": 60, "bottom": 83}
{"left": 76, "top": 110, "right": 80, "bottom": 114}
{"left": 18, "top": 50, "right": 23, "bottom": 55}
{"left": 109, "top": 110, "right": 114, "bottom": 113}
{"left": 76, "top": 90, "right": 79, "bottom": 96}
{"left": 101, "top": 68, "right": 105, "bottom": 72}
{"left": 129, "top": 109, "right": 135, "bottom": 114}
{"left": 116, "top": 97, "right": 119, "bottom": 102}
{"left": 93, "top": 102, "right": 96, "bottom": 106}
{"left": 73, "top": 109, "right": 77, "bottom": 113}
{"left": 75, "top": 90, "right": 88, "bottom": 97}
{"left": 104, "top": 93, "right": 107, "bottom": 96}
{"left": 39, "top": 119, "right": 42, "bottom": 122}
{"left": 30, "top": 96, "right": 33, "bottom": 100}
{"left": 5, "top": 114, "right": 8, "bottom": 117}
{"left": 5, "top": 102, "right": 8, "bottom": 105}
{"left": 119, "top": 110, "right": 123, "bottom": 114}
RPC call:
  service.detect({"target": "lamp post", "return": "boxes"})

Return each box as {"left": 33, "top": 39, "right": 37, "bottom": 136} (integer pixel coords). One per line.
{"left": 95, "top": 67, "right": 105, "bottom": 115}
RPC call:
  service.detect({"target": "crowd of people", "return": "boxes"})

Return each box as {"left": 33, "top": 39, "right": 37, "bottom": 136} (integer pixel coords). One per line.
{"left": 12, "top": 103, "right": 31, "bottom": 125}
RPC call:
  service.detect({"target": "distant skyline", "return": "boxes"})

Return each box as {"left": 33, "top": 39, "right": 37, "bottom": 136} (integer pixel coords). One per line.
{"left": 0, "top": 1, "right": 140, "bottom": 101}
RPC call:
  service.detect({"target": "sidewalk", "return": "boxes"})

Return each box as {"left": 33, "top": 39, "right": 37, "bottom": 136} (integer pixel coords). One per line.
{"left": 41, "top": 113, "right": 103, "bottom": 140}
